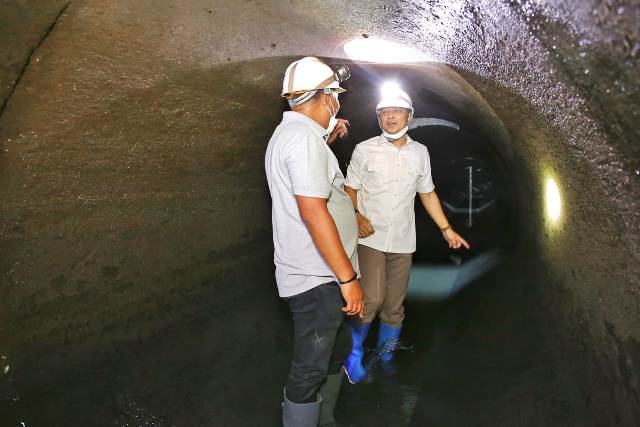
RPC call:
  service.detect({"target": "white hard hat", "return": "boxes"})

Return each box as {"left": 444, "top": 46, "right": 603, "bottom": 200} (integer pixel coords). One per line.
{"left": 282, "top": 57, "right": 347, "bottom": 99}
{"left": 376, "top": 82, "right": 413, "bottom": 115}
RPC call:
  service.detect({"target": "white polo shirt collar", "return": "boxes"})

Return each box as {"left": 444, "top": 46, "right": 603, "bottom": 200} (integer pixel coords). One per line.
{"left": 282, "top": 111, "right": 328, "bottom": 139}
{"left": 376, "top": 134, "right": 416, "bottom": 150}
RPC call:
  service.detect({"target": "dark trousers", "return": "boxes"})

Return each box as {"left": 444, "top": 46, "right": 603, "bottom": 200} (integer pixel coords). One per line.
{"left": 284, "top": 281, "right": 352, "bottom": 403}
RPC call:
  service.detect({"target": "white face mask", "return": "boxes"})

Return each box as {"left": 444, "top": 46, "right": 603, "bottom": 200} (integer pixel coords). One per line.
{"left": 382, "top": 126, "right": 408, "bottom": 141}
{"left": 326, "top": 115, "right": 338, "bottom": 134}
{"left": 324, "top": 95, "right": 339, "bottom": 134}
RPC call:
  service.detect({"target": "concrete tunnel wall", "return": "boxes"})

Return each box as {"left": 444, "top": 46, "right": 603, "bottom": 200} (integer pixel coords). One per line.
{"left": 1, "top": 0, "right": 639, "bottom": 425}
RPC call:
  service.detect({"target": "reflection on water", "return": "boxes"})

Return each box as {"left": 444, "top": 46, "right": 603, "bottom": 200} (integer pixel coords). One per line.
{"left": 408, "top": 249, "right": 505, "bottom": 300}
{"left": 2, "top": 354, "right": 9, "bottom": 375}
{"left": 362, "top": 339, "right": 414, "bottom": 383}
{"left": 117, "top": 393, "right": 167, "bottom": 427}
{"left": 399, "top": 384, "right": 421, "bottom": 422}
{"left": 336, "top": 311, "right": 440, "bottom": 427}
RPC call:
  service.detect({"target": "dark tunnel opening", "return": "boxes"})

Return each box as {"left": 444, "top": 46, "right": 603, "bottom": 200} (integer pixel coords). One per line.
{"left": 1, "top": 1, "right": 640, "bottom": 427}
{"left": 331, "top": 61, "right": 518, "bottom": 292}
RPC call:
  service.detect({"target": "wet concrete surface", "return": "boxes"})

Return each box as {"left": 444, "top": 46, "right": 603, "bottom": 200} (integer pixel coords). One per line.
{"left": 0, "top": 0, "right": 70, "bottom": 116}
{"left": 1, "top": 0, "right": 639, "bottom": 426}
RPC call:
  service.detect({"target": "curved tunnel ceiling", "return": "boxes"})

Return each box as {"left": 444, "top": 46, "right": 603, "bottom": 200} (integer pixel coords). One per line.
{"left": 1, "top": 1, "right": 639, "bottom": 426}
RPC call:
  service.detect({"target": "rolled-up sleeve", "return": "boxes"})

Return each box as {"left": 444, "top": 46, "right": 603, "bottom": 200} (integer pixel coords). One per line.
{"left": 285, "top": 132, "right": 331, "bottom": 198}
{"left": 417, "top": 151, "right": 435, "bottom": 193}
{"left": 345, "top": 145, "right": 364, "bottom": 190}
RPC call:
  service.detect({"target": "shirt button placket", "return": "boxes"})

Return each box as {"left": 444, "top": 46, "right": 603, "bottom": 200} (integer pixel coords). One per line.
{"left": 392, "top": 152, "right": 397, "bottom": 211}
{"left": 395, "top": 157, "right": 399, "bottom": 182}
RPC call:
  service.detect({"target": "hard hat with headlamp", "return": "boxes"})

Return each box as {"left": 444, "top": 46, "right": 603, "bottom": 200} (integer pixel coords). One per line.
{"left": 282, "top": 57, "right": 350, "bottom": 108}
{"left": 376, "top": 82, "right": 414, "bottom": 117}
{"left": 376, "top": 82, "right": 414, "bottom": 141}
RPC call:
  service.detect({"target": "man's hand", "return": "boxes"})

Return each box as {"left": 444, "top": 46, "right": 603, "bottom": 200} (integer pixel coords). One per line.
{"left": 340, "top": 279, "right": 364, "bottom": 318}
{"left": 327, "top": 118, "right": 350, "bottom": 145}
{"left": 443, "top": 228, "right": 470, "bottom": 250}
{"left": 356, "top": 212, "right": 375, "bottom": 238}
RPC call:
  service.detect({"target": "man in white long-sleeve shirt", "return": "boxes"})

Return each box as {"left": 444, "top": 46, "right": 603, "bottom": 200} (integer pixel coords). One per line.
{"left": 343, "top": 83, "right": 469, "bottom": 383}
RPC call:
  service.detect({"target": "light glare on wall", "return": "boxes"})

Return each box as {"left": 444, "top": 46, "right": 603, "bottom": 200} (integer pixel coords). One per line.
{"left": 342, "top": 37, "right": 430, "bottom": 63}
{"left": 545, "top": 177, "right": 562, "bottom": 223}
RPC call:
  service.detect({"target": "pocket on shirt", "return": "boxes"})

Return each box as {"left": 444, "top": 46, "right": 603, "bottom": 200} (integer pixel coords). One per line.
{"left": 403, "top": 165, "right": 423, "bottom": 189}
{"left": 364, "top": 163, "right": 389, "bottom": 187}
{"left": 366, "top": 163, "right": 385, "bottom": 173}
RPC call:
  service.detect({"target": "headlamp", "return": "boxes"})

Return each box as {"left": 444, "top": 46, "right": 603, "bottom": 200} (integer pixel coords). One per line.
{"left": 380, "top": 81, "right": 402, "bottom": 98}
{"left": 377, "top": 81, "right": 413, "bottom": 114}
{"left": 332, "top": 64, "right": 350, "bottom": 83}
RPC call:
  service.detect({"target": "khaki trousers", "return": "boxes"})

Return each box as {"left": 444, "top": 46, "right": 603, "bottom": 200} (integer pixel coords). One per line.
{"left": 358, "top": 244, "right": 412, "bottom": 328}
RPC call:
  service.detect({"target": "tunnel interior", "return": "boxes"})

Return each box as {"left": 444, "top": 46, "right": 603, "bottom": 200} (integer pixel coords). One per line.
{"left": 1, "top": 1, "right": 639, "bottom": 427}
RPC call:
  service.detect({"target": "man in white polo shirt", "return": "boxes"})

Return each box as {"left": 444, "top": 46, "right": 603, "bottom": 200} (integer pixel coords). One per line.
{"left": 343, "top": 83, "right": 469, "bottom": 384}
{"left": 265, "top": 57, "right": 364, "bottom": 426}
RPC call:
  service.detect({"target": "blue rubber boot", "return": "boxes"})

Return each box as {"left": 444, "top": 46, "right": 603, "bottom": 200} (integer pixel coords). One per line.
{"left": 343, "top": 323, "right": 371, "bottom": 384}
{"left": 377, "top": 323, "right": 402, "bottom": 362}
